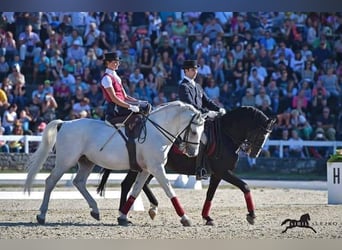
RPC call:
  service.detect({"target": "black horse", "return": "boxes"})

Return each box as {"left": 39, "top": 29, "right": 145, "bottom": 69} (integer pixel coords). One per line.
{"left": 97, "top": 106, "right": 276, "bottom": 226}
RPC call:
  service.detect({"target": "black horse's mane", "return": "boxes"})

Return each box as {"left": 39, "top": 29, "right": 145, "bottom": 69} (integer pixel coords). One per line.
{"left": 223, "top": 106, "right": 269, "bottom": 126}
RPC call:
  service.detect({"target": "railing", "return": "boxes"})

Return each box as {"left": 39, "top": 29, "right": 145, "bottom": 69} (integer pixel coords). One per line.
{"left": 265, "top": 140, "right": 342, "bottom": 158}
{"left": 1, "top": 135, "right": 342, "bottom": 157}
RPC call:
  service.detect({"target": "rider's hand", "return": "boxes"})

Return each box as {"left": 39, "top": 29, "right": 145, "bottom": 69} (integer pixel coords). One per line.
{"left": 219, "top": 108, "right": 226, "bottom": 115}
{"left": 128, "top": 105, "right": 140, "bottom": 113}
{"left": 207, "top": 110, "right": 218, "bottom": 119}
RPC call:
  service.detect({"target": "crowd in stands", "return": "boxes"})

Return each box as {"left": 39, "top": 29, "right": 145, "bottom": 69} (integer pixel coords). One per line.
{"left": 0, "top": 11, "right": 341, "bottom": 158}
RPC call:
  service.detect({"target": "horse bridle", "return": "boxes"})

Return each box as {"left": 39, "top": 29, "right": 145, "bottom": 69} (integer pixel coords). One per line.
{"left": 139, "top": 112, "right": 204, "bottom": 147}
{"left": 225, "top": 122, "right": 271, "bottom": 155}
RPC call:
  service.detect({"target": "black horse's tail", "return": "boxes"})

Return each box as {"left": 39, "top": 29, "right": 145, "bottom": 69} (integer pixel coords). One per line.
{"left": 97, "top": 168, "right": 111, "bottom": 196}
{"left": 281, "top": 219, "right": 291, "bottom": 226}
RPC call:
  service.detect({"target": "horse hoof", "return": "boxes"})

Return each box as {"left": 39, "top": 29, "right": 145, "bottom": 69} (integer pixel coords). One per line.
{"left": 36, "top": 215, "right": 45, "bottom": 225}
{"left": 117, "top": 217, "right": 133, "bottom": 226}
{"left": 90, "top": 211, "right": 100, "bottom": 221}
{"left": 148, "top": 207, "right": 158, "bottom": 220}
{"left": 246, "top": 214, "right": 256, "bottom": 225}
{"left": 180, "top": 217, "right": 191, "bottom": 227}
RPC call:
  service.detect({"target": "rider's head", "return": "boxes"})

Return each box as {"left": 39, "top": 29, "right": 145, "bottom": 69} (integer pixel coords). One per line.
{"left": 104, "top": 52, "right": 121, "bottom": 70}
{"left": 183, "top": 60, "right": 198, "bottom": 80}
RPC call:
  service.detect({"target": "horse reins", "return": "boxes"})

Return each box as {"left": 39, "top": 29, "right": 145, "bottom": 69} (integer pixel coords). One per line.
{"left": 141, "top": 112, "right": 202, "bottom": 146}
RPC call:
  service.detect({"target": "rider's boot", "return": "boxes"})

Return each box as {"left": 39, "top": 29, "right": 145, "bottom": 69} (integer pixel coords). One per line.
{"left": 126, "top": 138, "right": 142, "bottom": 172}
{"left": 195, "top": 142, "right": 209, "bottom": 180}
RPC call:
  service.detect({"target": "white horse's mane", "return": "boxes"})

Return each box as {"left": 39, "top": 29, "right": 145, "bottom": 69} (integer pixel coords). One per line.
{"left": 152, "top": 101, "right": 199, "bottom": 115}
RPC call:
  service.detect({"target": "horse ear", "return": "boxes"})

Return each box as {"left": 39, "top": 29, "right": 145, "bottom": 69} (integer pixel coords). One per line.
{"left": 267, "top": 118, "right": 277, "bottom": 130}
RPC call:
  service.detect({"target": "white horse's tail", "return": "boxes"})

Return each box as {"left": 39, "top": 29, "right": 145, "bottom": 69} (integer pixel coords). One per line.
{"left": 24, "top": 119, "right": 64, "bottom": 194}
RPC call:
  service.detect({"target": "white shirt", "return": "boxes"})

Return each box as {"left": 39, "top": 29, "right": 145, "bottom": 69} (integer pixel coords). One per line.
{"left": 184, "top": 76, "right": 195, "bottom": 86}
{"left": 101, "top": 68, "right": 122, "bottom": 88}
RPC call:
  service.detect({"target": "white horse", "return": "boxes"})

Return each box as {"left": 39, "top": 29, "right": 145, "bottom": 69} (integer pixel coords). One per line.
{"left": 24, "top": 101, "right": 206, "bottom": 226}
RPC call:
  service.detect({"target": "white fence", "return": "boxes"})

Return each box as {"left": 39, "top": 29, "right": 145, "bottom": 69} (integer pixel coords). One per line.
{"left": 1, "top": 135, "right": 342, "bottom": 157}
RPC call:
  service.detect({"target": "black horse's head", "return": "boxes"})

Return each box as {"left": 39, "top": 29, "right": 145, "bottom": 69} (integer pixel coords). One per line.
{"left": 220, "top": 106, "right": 276, "bottom": 158}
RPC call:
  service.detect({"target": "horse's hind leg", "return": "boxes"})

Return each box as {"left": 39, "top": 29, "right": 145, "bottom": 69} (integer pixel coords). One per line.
{"left": 37, "top": 165, "right": 68, "bottom": 224}
{"left": 118, "top": 170, "right": 150, "bottom": 226}
{"left": 120, "top": 171, "right": 158, "bottom": 220}
{"left": 222, "top": 170, "right": 256, "bottom": 225}
{"left": 72, "top": 157, "right": 98, "bottom": 220}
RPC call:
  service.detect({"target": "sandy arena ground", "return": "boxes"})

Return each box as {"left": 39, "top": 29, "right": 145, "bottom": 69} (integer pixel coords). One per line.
{"left": 0, "top": 185, "right": 341, "bottom": 239}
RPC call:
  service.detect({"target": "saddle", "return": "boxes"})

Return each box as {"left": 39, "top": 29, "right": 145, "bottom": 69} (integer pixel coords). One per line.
{"left": 106, "top": 114, "right": 144, "bottom": 139}
{"left": 106, "top": 114, "right": 146, "bottom": 172}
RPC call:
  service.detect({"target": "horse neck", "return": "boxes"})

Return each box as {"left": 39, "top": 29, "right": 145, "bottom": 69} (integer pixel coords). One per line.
{"left": 149, "top": 105, "right": 191, "bottom": 139}
{"left": 222, "top": 111, "right": 251, "bottom": 144}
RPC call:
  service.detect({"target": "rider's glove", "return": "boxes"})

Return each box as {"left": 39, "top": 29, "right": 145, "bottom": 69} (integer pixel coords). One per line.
{"left": 219, "top": 108, "right": 226, "bottom": 115}
{"left": 207, "top": 110, "right": 218, "bottom": 119}
{"left": 128, "top": 105, "right": 140, "bottom": 113}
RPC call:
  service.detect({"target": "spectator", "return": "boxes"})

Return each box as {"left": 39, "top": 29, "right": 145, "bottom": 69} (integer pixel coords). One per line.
{"left": 72, "top": 96, "right": 91, "bottom": 118}
{"left": 135, "top": 79, "right": 153, "bottom": 103}
{"left": 259, "top": 30, "right": 277, "bottom": 52}
{"left": 71, "top": 75, "right": 89, "bottom": 95}
{"left": 202, "top": 17, "right": 224, "bottom": 43}
{"left": 255, "top": 86, "right": 271, "bottom": 109}
{"left": 320, "top": 66, "right": 341, "bottom": 112}
{"left": 194, "top": 35, "right": 211, "bottom": 62}
{"left": 153, "top": 90, "right": 167, "bottom": 106}
{"left": 313, "top": 40, "right": 332, "bottom": 68}
{"left": 41, "top": 93, "right": 58, "bottom": 123}
{"left": 1, "top": 31, "right": 17, "bottom": 63}
{"left": 271, "top": 128, "right": 290, "bottom": 158}
{"left": 9, "top": 120, "right": 25, "bottom": 153}
{"left": 0, "top": 127, "right": 9, "bottom": 153}
{"left": 129, "top": 67, "right": 144, "bottom": 86}
{"left": 266, "top": 79, "right": 280, "bottom": 114}
{"left": 290, "top": 109, "right": 313, "bottom": 140}
{"left": 2, "top": 103, "right": 18, "bottom": 135}
{"left": 60, "top": 67, "right": 76, "bottom": 91}
{"left": 219, "top": 82, "right": 236, "bottom": 110}
{"left": 248, "top": 67, "right": 264, "bottom": 94}
{"left": 197, "top": 56, "right": 212, "bottom": 81}
{"left": 211, "top": 52, "right": 225, "bottom": 84}
{"left": 83, "top": 22, "right": 100, "bottom": 49}
{"left": 0, "top": 55, "right": 10, "bottom": 82}
{"left": 241, "top": 88, "right": 256, "bottom": 107}
{"left": 300, "top": 60, "right": 317, "bottom": 84}
{"left": 66, "top": 40, "right": 85, "bottom": 62}
{"left": 314, "top": 106, "right": 336, "bottom": 141}
{"left": 18, "top": 109, "right": 32, "bottom": 132}
{"left": 171, "top": 18, "right": 188, "bottom": 46}
{"left": 204, "top": 78, "right": 221, "bottom": 106}
{"left": 292, "top": 89, "right": 309, "bottom": 114}
{"left": 7, "top": 63, "right": 25, "bottom": 88}
{"left": 64, "top": 28, "right": 83, "bottom": 48}
{"left": 288, "top": 129, "right": 306, "bottom": 158}
{"left": 138, "top": 47, "right": 155, "bottom": 78}
{"left": 18, "top": 24, "right": 42, "bottom": 61}
{"left": 32, "top": 50, "right": 50, "bottom": 84}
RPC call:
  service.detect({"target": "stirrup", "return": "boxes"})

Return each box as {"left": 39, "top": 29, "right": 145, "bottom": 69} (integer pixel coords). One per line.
{"left": 196, "top": 168, "right": 208, "bottom": 180}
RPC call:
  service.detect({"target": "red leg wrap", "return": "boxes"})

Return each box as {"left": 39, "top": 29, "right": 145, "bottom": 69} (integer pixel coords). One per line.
{"left": 120, "top": 195, "right": 136, "bottom": 215}
{"left": 244, "top": 192, "right": 255, "bottom": 212}
{"left": 171, "top": 197, "right": 185, "bottom": 217}
{"left": 202, "top": 200, "right": 212, "bottom": 218}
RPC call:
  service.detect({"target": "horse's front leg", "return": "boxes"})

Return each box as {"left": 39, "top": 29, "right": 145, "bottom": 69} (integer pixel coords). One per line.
{"left": 149, "top": 165, "right": 191, "bottom": 227}
{"left": 222, "top": 170, "right": 256, "bottom": 225}
{"left": 202, "top": 174, "right": 221, "bottom": 226}
{"left": 118, "top": 170, "right": 150, "bottom": 226}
